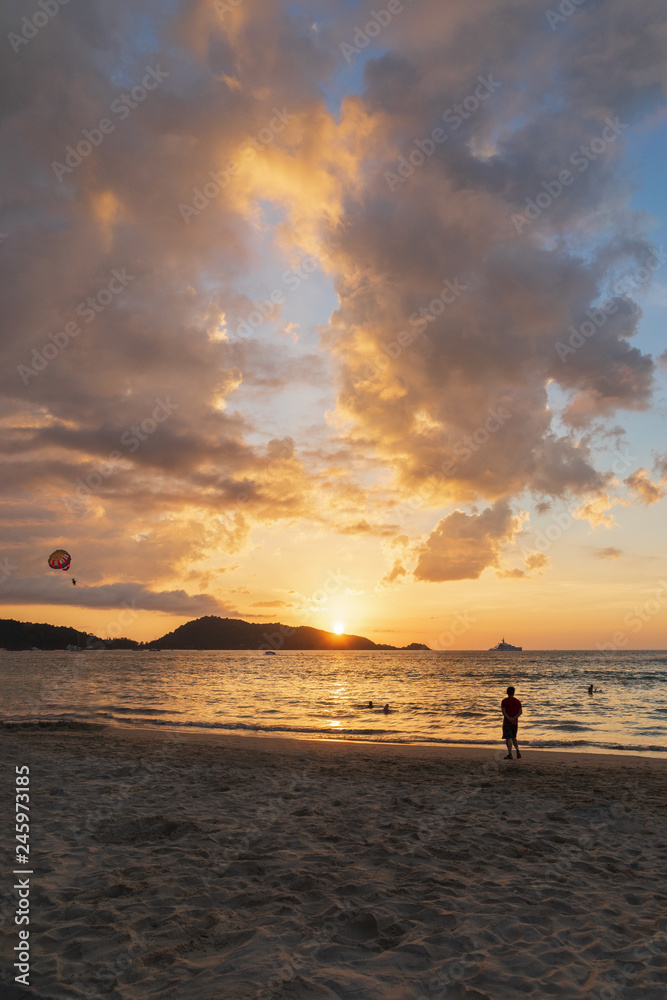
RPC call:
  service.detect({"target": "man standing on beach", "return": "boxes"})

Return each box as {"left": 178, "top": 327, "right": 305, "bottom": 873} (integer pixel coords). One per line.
{"left": 501, "top": 686, "right": 522, "bottom": 759}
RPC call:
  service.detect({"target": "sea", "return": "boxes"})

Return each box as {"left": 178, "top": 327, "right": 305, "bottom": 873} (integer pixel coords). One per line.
{"left": 2, "top": 649, "right": 667, "bottom": 756}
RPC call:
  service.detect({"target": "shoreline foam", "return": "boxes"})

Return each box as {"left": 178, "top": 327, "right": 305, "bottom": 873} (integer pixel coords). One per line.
{"left": 3, "top": 716, "right": 667, "bottom": 759}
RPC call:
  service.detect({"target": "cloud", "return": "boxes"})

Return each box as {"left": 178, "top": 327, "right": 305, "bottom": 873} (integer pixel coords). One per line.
{"left": 0, "top": 0, "right": 349, "bottom": 595}
{"left": 495, "top": 549, "right": 549, "bottom": 579}
{"left": 309, "top": 0, "right": 666, "bottom": 514}
{"left": 655, "top": 452, "right": 667, "bottom": 480}
{"left": 573, "top": 493, "right": 622, "bottom": 529}
{"left": 624, "top": 468, "right": 665, "bottom": 506}
{"left": 413, "top": 501, "right": 524, "bottom": 582}
{"left": 591, "top": 547, "right": 623, "bottom": 560}
{"left": 0, "top": 579, "right": 229, "bottom": 615}
{"left": 1, "top": 0, "right": 666, "bottom": 612}
{"left": 226, "top": 344, "right": 329, "bottom": 389}
{"left": 523, "top": 551, "right": 549, "bottom": 573}
{"left": 339, "top": 520, "right": 398, "bottom": 536}
{"left": 380, "top": 560, "right": 407, "bottom": 587}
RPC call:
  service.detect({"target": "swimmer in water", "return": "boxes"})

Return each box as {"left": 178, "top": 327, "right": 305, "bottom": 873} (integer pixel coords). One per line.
{"left": 587, "top": 684, "right": 594, "bottom": 695}
{"left": 368, "top": 701, "right": 373, "bottom": 708}
{"left": 383, "top": 703, "right": 390, "bottom": 714}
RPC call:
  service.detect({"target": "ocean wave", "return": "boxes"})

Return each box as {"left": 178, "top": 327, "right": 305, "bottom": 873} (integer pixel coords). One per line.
{"left": 96, "top": 707, "right": 180, "bottom": 716}
{"left": 527, "top": 739, "right": 666, "bottom": 753}
{"left": 1, "top": 719, "right": 102, "bottom": 731}
{"left": 3, "top": 712, "right": 663, "bottom": 754}
{"left": 102, "top": 717, "right": 394, "bottom": 736}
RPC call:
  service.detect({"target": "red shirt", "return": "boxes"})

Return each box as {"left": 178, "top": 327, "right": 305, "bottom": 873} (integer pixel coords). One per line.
{"left": 501, "top": 696, "right": 522, "bottom": 724}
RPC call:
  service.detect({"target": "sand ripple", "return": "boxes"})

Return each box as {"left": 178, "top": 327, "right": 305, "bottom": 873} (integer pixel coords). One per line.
{"left": 1, "top": 729, "right": 666, "bottom": 1000}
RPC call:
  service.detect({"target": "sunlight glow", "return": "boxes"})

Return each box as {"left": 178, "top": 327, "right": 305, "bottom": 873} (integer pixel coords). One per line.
{"left": 332, "top": 621, "right": 345, "bottom": 634}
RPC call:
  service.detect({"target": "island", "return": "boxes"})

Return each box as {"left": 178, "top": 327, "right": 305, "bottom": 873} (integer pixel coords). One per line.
{"left": 0, "top": 616, "right": 430, "bottom": 652}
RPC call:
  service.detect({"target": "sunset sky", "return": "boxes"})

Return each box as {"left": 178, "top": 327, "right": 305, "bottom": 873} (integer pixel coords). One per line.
{"left": 1, "top": 0, "right": 667, "bottom": 648}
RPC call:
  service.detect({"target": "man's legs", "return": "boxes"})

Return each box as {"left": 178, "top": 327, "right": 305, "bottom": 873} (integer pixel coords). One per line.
{"left": 512, "top": 735, "right": 521, "bottom": 758}
{"left": 504, "top": 736, "right": 513, "bottom": 758}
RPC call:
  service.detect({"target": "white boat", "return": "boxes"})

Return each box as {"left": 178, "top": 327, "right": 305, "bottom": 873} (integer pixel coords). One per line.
{"left": 488, "top": 637, "right": 522, "bottom": 651}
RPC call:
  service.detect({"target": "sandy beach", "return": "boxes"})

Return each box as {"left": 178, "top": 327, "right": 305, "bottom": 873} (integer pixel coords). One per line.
{"left": 2, "top": 725, "right": 667, "bottom": 1000}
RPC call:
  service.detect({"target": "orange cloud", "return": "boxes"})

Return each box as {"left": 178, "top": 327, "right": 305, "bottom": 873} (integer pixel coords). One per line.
{"left": 624, "top": 468, "right": 665, "bottom": 506}
{"left": 591, "top": 546, "right": 623, "bottom": 560}
{"left": 2, "top": 0, "right": 667, "bottom": 625}
{"left": 413, "top": 501, "right": 524, "bottom": 582}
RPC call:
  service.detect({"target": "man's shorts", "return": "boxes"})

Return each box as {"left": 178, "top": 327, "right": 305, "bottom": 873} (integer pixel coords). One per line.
{"left": 502, "top": 723, "right": 518, "bottom": 740}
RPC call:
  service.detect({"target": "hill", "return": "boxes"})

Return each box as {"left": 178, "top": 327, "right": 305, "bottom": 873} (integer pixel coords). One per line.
{"left": 0, "top": 616, "right": 429, "bottom": 651}
{"left": 151, "top": 616, "right": 430, "bottom": 651}
{"left": 0, "top": 618, "right": 138, "bottom": 651}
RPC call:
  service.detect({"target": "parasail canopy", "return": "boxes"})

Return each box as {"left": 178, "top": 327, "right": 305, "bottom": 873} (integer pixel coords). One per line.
{"left": 48, "top": 549, "right": 71, "bottom": 572}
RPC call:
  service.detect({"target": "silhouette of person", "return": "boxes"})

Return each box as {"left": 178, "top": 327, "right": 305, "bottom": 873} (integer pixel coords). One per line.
{"left": 383, "top": 703, "right": 390, "bottom": 714}
{"left": 501, "top": 686, "right": 522, "bottom": 759}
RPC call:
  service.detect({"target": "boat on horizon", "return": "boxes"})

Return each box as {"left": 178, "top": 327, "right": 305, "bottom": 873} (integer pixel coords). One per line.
{"left": 488, "top": 637, "right": 522, "bottom": 651}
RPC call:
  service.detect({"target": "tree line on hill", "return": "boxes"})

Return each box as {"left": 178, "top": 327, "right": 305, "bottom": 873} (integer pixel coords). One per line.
{"left": 0, "top": 615, "right": 430, "bottom": 651}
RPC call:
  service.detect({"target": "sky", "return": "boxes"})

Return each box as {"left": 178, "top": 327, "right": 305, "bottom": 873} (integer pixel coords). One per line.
{"left": 1, "top": 0, "right": 667, "bottom": 648}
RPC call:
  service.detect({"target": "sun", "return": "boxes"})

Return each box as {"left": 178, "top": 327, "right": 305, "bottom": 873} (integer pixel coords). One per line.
{"left": 332, "top": 621, "right": 345, "bottom": 635}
